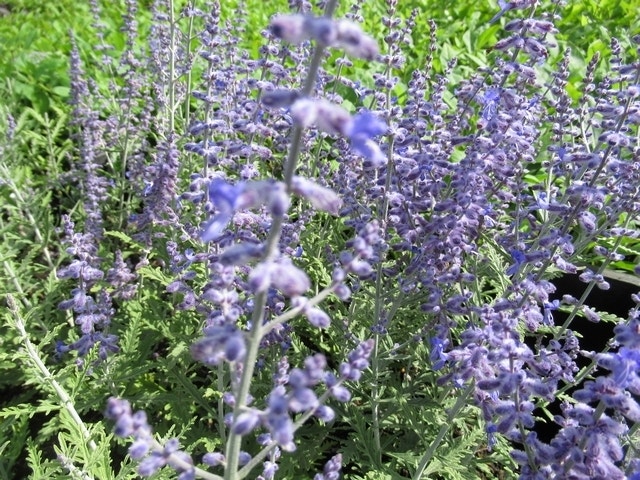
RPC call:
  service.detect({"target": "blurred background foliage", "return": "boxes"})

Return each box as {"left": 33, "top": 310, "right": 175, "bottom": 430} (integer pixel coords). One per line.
{"left": 0, "top": 0, "right": 638, "bottom": 120}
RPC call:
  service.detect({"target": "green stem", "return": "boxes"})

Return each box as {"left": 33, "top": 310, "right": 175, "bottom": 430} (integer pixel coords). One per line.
{"left": 412, "top": 381, "right": 475, "bottom": 479}
{"left": 369, "top": 41, "right": 396, "bottom": 465}
{"left": 7, "top": 294, "right": 97, "bottom": 452}
{"left": 370, "top": 334, "right": 382, "bottom": 461}
{"left": 223, "top": 288, "right": 268, "bottom": 479}
{"left": 167, "top": 0, "right": 176, "bottom": 134}
{"left": 224, "top": 3, "right": 339, "bottom": 478}
{"left": 217, "top": 363, "right": 227, "bottom": 445}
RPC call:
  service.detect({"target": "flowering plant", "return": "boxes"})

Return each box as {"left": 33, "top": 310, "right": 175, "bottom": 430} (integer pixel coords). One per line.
{"left": 2, "top": 0, "right": 640, "bottom": 479}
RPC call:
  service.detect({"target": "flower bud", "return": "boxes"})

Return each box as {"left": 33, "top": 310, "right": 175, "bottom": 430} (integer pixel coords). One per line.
{"left": 261, "top": 89, "right": 301, "bottom": 108}
{"left": 269, "top": 14, "right": 308, "bottom": 44}
{"left": 291, "top": 176, "right": 342, "bottom": 215}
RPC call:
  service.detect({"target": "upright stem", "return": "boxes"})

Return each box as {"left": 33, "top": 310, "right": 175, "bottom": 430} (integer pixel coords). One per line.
{"left": 369, "top": 37, "right": 396, "bottom": 462}
{"left": 223, "top": 3, "right": 339, "bottom": 478}
{"left": 370, "top": 143, "right": 394, "bottom": 462}
{"left": 370, "top": 334, "right": 382, "bottom": 461}
{"left": 413, "top": 382, "right": 475, "bottom": 479}
{"left": 167, "top": 0, "right": 176, "bottom": 134}
{"left": 8, "top": 294, "right": 97, "bottom": 452}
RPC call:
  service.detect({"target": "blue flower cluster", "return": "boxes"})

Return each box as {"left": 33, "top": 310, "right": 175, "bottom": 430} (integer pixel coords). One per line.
{"left": 47, "top": 0, "right": 640, "bottom": 478}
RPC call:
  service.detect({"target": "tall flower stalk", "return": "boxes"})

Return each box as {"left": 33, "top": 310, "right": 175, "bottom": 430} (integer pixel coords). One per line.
{"left": 10, "top": 0, "right": 636, "bottom": 478}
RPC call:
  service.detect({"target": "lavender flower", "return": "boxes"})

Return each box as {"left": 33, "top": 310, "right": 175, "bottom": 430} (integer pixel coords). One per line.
{"left": 314, "top": 453, "right": 342, "bottom": 480}
{"left": 345, "top": 111, "right": 387, "bottom": 166}
{"left": 201, "top": 178, "right": 289, "bottom": 242}
{"left": 201, "top": 179, "right": 245, "bottom": 242}
{"left": 339, "top": 339, "right": 374, "bottom": 381}
{"left": 105, "top": 398, "right": 195, "bottom": 478}
{"left": 190, "top": 324, "right": 247, "bottom": 365}
{"left": 289, "top": 98, "right": 386, "bottom": 164}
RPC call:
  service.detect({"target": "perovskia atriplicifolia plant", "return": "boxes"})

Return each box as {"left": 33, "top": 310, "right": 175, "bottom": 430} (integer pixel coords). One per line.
{"left": 2, "top": 0, "right": 640, "bottom": 479}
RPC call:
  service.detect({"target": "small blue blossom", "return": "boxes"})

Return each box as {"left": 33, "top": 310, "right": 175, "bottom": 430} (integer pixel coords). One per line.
{"left": 262, "top": 460, "right": 278, "bottom": 479}
{"left": 339, "top": 339, "right": 374, "bottom": 381}
{"left": 291, "top": 176, "right": 343, "bottom": 215}
{"left": 598, "top": 347, "right": 640, "bottom": 390}
{"left": 201, "top": 179, "right": 244, "bottom": 242}
{"left": 542, "top": 299, "right": 560, "bottom": 325}
{"left": 486, "top": 423, "right": 498, "bottom": 451}
{"left": 237, "top": 451, "right": 252, "bottom": 466}
{"left": 232, "top": 411, "right": 261, "bottom": 435}
{"left": 190, "top": 324, "right": 247, "bottom": 365}
{"left": 506, "top": 249, "right": 526, "bottom": 276}
{"left": 429, "top": 337, "right": 449, "bottom": 370}
{"left": 488, "top": 0, "right": 514, "bottom": 24}
{"left": 105, "top": 398, "right": 194, "bottom": 478}
{"left": 68, "top": 2, "right": 640, "bottom": 478}
{"left": 202, "top": 452, "right": 225, "bottom": 467}
{"left": 346, "top": 111, "right": 387, "bottom": 167}
{"left": 481, "top": 88, "right": 501, "bottom": 121}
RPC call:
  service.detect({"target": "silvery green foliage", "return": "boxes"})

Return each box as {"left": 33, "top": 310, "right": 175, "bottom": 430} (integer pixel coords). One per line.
{"left": 49, "top": 0, "right": 640, "bottom": 478}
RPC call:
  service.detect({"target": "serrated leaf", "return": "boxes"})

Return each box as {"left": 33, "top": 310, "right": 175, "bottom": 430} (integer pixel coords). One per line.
{"left": 137, "top": 265, "right": 172, "bottom": 285}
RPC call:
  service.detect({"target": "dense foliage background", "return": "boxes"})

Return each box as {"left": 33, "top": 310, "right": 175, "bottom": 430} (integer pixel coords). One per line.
{"left": 1, "top": 0, "right": 639, "bottom": 479}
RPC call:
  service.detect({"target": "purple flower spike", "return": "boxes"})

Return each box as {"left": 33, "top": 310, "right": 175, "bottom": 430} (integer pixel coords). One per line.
{"left": 481, "top": 88, "right": 501, "bottom": 121}
{"left": 105, "top": 398, "right": 194, "bottom": 478}
{"left": 268, "top": 15, "right": 378, "bottom": 60}
{"left": 266, "top": 388, "right": 296, "bottom": 451}
{"left": 340, "top": 339, "right": 374, "bottom": 381}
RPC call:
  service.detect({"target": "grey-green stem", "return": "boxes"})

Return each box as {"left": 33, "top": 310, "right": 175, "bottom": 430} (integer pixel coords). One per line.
{"left": 223, "top": 2, "right": 339, "bottom": 478}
